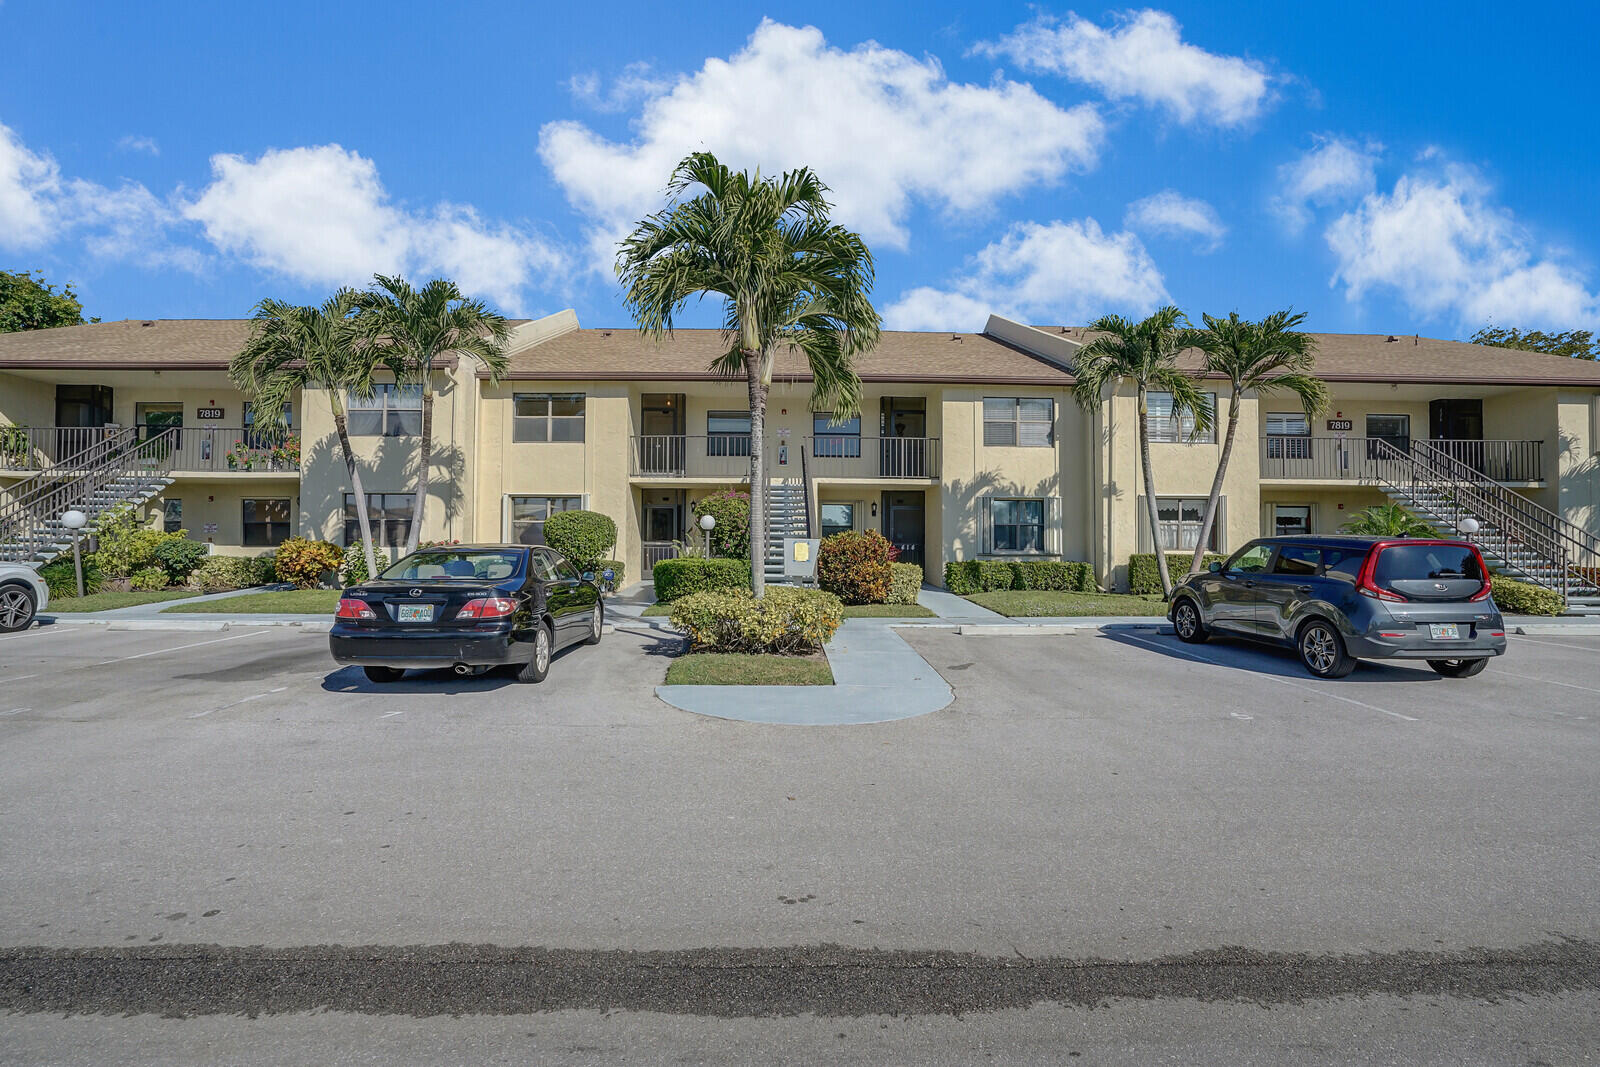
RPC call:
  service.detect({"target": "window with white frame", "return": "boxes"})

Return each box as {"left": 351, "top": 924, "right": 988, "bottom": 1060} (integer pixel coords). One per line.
{"left": 347, "top": 384, "right": 422, "bottom": 437}
{"left": 513, "top": 393, "right": 585, "bottom": 442}
{"left": 983, "top": 397, "right": 1053, "bottom": 447}
{"left": 990, "top": 498, "right": 1045, "bottom": 552}
{"left": 1148, "top": 392, "right": 1216, "bottom": 443}
{"left": 344, "top": 492, "right": 415, "bottom": 548}
{"left": 508, "top": 495, "right": 582, "bottom": 545}
{"left": 1265, "top": 411, "right": 1311, "bottom": 458}
{"left": 1155, "top": 497, "right": 1221, "bottom": 551}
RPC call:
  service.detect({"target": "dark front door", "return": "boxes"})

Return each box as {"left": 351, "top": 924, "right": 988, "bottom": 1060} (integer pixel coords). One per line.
{"left": 1430, "top": 399, "right": 1485, "bottom": 471}
{"left": 54, "top": 385, "right": 114, "bottom": 461}
{"left": 881, "top": 491, "right": 925, "bottom": 567}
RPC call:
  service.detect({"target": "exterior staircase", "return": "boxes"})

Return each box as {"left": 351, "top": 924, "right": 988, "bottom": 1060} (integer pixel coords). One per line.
{"left": 1371, "top": 438, "right": 1600, "bottom": 615}
{"left": 761, "top": 479, "right": 811, "bottom": 584}
{"left": 0, "top": 427, "right": 177, "bottom": 567}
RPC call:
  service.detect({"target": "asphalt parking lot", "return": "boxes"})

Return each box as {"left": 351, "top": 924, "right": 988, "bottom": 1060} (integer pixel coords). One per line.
{"left": 1, "top": 621, "right": 1597, "bottom": 1063}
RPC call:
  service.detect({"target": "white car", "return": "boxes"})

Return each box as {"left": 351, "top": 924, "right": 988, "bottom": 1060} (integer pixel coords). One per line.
{"left": 0, "top": 563, "right": 48, "bottom": 633}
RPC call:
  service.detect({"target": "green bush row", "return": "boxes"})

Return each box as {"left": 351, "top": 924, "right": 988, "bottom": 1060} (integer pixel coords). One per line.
{"left": 38, "top": 556, "right": 102, "bottom": 598}
{"left": 669, "top": 586, "right": 843, "bottom": 654}
{"left": 1127, "top": 553, "right": 1226, "bottom": 595}
{"left": 888, "top": 562, "right": 923, "bottom": 605}
{"left": 944, "top": 559, "right": 1097, "bottom": 595}
{"left": 187, "top": 554, "right": 278, "bottom": 594}
{"left": 1490, "top": 575, "right": 1564, "bottom": 616}
{"left": 653, "top": 557, "right": 751, "bottom": 602}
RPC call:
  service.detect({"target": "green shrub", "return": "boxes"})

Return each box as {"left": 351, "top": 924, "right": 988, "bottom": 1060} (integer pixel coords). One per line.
{"left": 888, "top": 562, "right": 923, "bottom": 604}
{"left": 130, "top": 566, "right": 169, "bottom": 591}
{"left": 252, "top": 553, "right": 279, "bottom": 586}
{"left": 976, "top": 559, "right": 1015, "bottom": 592}
{"left": 691, "top": 490, "right": 751, "bottom": 558}
{"left": 90, "top": 504, "right": 169, "bottom": 578}
{"left": 816, "top": 530, "right": 892, "bottom": 604}
{"left": 152, "top": 536, "right": 208, "bottom": 584}
{"left": 1010, "top": 560, "right": 1098, "bottom": 592}
{"left": 188, "top": 556, "right": 260, "bottom": 594}
{"left": 592, "top": 558, "right": 625, "bottom": 586}
{"left": 342, "top": 543, "right": 371, "bottom": 586}
{"left": 1128, "top": 553, "right": 1226, "bottom": 595}
{"left": 543, "top": 510, "right": 617, "bottom": 570}
{"left": 274, "top": 538, "right": 343, "bottom": 589}
{"left": 944, "top": 560, "right": 980, "bottom": 594}
{"left": 1490, "top": 575, "right": 1563, "bottom": 616}
{"left": 653, "top": 557, "right": 750, "bottom": 602}
{"left": 669, "top": 586, "right": 843, "bottom": 654}
{"left": 38, "top": 556, "right": 102, "bottom": 598}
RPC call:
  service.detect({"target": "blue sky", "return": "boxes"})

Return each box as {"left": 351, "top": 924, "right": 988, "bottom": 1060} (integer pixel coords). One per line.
{"left": 2, "top": 1, "right": 1596, "bottom": 338}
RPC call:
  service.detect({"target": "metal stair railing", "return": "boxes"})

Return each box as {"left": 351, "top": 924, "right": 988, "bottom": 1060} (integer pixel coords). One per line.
{"left": 0, "top": 426, "right": 140, "bottom": 507}
{"left": 799, "top": 445, "right": 813, "bottom": 539}
{"left": 1368, "top": 438, "right": 1597, "bottom": 600}
{"left": 0, "top": 427, "right": 179, "bottom": 564}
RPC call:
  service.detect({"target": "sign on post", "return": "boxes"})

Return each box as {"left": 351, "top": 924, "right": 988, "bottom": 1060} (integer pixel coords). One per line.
{"left": 783, "top": 537, "right": 820, "bottom": 581}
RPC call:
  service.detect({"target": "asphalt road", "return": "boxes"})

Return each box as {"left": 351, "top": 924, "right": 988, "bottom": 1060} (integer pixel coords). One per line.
{"left": 1, "top": 620, "right": 1597, "bottom": 1063}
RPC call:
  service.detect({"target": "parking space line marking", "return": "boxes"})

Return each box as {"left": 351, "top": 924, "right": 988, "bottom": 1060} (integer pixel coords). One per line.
{"left": 1487, "top": 667, "right": 1600, "bottom": 695}
{"left": 189, "top": 685, "right": 288, "bottom": 719}
{"left": 91, "top": 630, "right": 266, "bottom": 667}
{"left": 379, "top": 710, "right": 404, "bottom": 718}
{"left": 1, "top": 707, "right": 28, "bottom": 717}
{"left": 3, "top": 673, "right": 39, "bottom": 683}
{"left": 1507, "top": 635, "right": 1600, "bottom": 653}
{"left": 0, "top": 628, "right": 54, "bottom": 643}
{"left": 1117, "top": 632, "right": 1420, "bottom": 722}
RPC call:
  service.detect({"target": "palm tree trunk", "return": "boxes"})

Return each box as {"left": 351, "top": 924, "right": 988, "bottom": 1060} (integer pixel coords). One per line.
{"left": 1190, "top": 390, "right": 1240, "bottom": 574}
{"left": 744, "top": 352, "right": 766, "bottom": 598}
{"left": 407, "top": 374, "right": 432, "bottom": 554}
{"left": 331, "top": 396, "right": 378, "bottom": 579}
{"left": 1138, "top": 386, "right": 1173, "bottom": 598}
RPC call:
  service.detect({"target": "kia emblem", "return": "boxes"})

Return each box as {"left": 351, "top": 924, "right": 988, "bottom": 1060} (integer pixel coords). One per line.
{"left": 1433, "top": 582, "right": 1446, "bottom": 590}
{"left": 410, "top": 588, "right": 423, "bottom": 597}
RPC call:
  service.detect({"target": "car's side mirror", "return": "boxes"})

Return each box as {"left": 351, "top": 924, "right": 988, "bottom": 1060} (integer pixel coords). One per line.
{"left": 1207, "top": 561, "right": 1223, "bottom": 574}
{"left": 581, "top": 571, "right": 595, "bottom": 583}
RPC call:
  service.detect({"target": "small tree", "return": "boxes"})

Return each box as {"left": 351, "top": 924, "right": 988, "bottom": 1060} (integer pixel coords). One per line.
{"left": 1071, "top": 307, "right": 1212, "bottom": 598}
{"left": 543, "top": 510, "right": 617, "bottom": 571}
{"left": 1341, "top": 503, "right": 1437, "bottom": 537}
{"left": 0, "top": 269, "right": 97, "bottom": 333}
{"left": 691, "top": 490, "right": 751, "bottom": 558}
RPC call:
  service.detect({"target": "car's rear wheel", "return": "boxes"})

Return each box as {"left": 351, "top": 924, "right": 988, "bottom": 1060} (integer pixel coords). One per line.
{"left": 1298, "top": 619, "right": 1356, "bottom": 678}
{"left": 0, "top": 583, "right": 37, "bottom": 633}
{"left": 517, "top": 622, "right": 553, "bottom": 683}
{"left": 584, "top": 601, "right": 603, "bottom": 645}
{"left": 1172, "top": 598, "right": 1208, "bottom": 643}
{"left": 364, "top": 665, "right": 405, "bottom": 683}
{"left": 1428, "top": 657, "right": 1488, "bottom": 678}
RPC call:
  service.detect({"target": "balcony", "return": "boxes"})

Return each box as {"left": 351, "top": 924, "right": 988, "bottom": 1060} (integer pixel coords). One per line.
{"left": 0, "top": 426, "right": 300, "bottom": 475}
{"left": 1261, "top": 436, "right": 1543, "bottom": 483}
{"left": 630, "top": 435, "right": 940, "bottom": 480}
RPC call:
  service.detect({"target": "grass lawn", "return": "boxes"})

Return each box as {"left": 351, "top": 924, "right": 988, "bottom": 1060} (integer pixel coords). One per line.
{"left": 842, "top": 603, "right": 935, "bottom": 617}
{"left": 641, "top": 603, "right": 673, "bottom": 616}
{"left": 45, "top": 590, "right": 204, "bottom": 612}
{"left": 163, "top": 589, "right": 342, "bottom": 614}
{"left": 664, "top": 653, "right": 834, "bottom": 686}
{"left": 966, "top": 590, "right": 1169, "bottom": 617}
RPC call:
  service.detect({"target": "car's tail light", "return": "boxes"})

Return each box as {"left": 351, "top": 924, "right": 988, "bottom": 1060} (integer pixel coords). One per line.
{"left": 336, "top": 598, "right": 376, "bottom": 620}
{"left": 1468, "top": 546, "right": 1492, "bottom": 601}
{"left": 457, "top": 597, "right": 516, "bottom": 620}
{"left": 1354, "top": 543, "right": 1408, "bottom": 602}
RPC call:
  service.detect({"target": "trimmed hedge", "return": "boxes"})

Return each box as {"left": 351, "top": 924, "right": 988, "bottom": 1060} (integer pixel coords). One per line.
{"left": 652, "top": 557, "right": 751, "bottom": 602}
{"left": 1128, "top": 553, "right": 1226, "bottom": 595}
{"left": 888, "top": 562, "right": 923, "bottom": 605}
{"left": 1490, "top": 574, "right": 1564, "bottom": 616}
{"left": 944, "top": 559, "right": 1097, "bottom": 595}
{"left": 543, "top": 510, "right": 617, "bottom": 570}
{"left": 275, "top": 537, "right": 344, "bottom": 589}
{"left": 593, "top": 558, "right": 625, "bottom": 586}
{"left": 187, "top": 554, "right": 276, "bottom": 594}
{"left": 817, "top": 530, "right": 892, "bottom": 605}
{"left": 669, "top": 586, "right": 843, "bottom": 654}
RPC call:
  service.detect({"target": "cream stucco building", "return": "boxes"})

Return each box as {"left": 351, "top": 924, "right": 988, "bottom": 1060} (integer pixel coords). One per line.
{"left": 3, "top": 313, "right": 1599, "bottom": 594}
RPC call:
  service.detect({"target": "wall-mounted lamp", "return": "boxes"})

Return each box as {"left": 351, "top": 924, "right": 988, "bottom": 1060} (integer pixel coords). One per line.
{"left": 870, "top": 502, "right": 878, "bottom": 517}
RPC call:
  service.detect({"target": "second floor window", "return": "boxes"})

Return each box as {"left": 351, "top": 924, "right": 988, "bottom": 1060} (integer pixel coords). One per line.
{"left": 348, "top": 384, "right": 422, "bottom": 437}
{"left": 983, "top": 398, "right": 1053, "bottom": 447}
{"left": 1148, "top": 391, "right": 1216, "bottom": 443}
{"left": 707, "top": 411, "right": 752, "bottom": 457}
{"left": 812, "top": 412, "right": 862, "bottom": 457}
{"left": 514, "top": 393, "right": 585, "bottom": 442}
{"left": 1265, "top": 412, "right": 1311, "bottom": 458}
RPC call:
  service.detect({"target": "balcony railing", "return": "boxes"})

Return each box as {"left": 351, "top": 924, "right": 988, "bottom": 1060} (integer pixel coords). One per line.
{"left": 1261, "top": 436, "right": 1542, "bottom": 482}
{"left": 0, "top": 426, "right": 300, "bottom": 474}
{"left": 630, "top": 434, "right": 940, "bottom": 479}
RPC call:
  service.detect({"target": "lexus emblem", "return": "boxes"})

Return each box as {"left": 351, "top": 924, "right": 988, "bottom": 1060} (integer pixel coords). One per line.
{"left": 409, "top": 588, "right": 423, "bottom": 597}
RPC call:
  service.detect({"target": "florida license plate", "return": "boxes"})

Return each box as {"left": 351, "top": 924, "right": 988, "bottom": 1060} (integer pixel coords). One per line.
{"left": 396, "top": 604, "right": 434, "bottom": 622}
{"left": 1429, "top": 623, "right": 1461, "bottom": 640}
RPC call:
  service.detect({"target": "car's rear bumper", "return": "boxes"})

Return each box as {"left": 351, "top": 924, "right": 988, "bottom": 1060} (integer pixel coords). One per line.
{"left": 1346, "top": 626, "right": 1507, "bottom": 661}
{"left": 329, "top": 624, "right": 530, "bottom": 669}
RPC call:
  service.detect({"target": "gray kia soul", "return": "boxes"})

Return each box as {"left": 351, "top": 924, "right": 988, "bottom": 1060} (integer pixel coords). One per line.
{"left": 1167, "top": 535, "right": 1507, "bottom": 679}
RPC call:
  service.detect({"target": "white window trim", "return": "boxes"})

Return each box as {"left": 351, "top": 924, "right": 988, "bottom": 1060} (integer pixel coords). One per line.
{"left": 1148, "top": 391, "right": 1216, "bottom": 444}
{"left": 982, "top": 397, "right": 1055, "bottom": 448}
{"left": 512, "top": 393, "right": 586, "bottom": 443}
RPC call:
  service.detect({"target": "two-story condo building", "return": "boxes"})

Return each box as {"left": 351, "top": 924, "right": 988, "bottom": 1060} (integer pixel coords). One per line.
{"left": 3, "top": 312, "right": 1598, "bottom": 598}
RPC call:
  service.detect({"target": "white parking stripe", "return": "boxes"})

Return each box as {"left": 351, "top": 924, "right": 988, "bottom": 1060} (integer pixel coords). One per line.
{"left": 1117, "top": 631, "right": 1421, "bottom": 722}
{"left": 1507, "top": 635, "right": 1600, "bottom": 653}
{"left": 188, "top": 685, "right": 288, "bottom": 719}
{"left": 1, "top": 707, "right": 28, "bottom": 717}
{"left": 90, "top": 629, "right": 265, "bottom": 666}
{"left": 3, "top": 673, "right": 39, "bottom": 683}
{"left": 0, "top": 628, "right": 54, "bottom": 643}
{"left": 1487, "top": 667, "right": 1600, "bottom": 695}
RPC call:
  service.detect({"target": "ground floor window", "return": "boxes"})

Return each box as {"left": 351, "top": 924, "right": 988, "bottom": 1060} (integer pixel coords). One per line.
{"left": 1272, "top": 504, "right": 1311, "bottom": 537}
{"left": 820, "top": 503, "right": 855, "bottom": 539}
{"left": 242, "top": 498, "right": 291, "bottom": 547}
{"left": 508, "top": 495, "right": 581, "bottom": 545}
{"left": 1155, "top": 498, "right": 1221, "bottom": 552}
{"left": 344, "top": 493, "right": 414, "bottom": 548}
{"left": 991, "top": 498, "right": 1045, "bottom": 552}
{"left": 163, "top": 498, "right": 182, "bottom": 534}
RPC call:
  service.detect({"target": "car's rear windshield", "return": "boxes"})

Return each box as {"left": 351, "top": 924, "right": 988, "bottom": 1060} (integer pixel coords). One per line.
{"left": 379, "top": 550, "right": 524, "bottom": 582}
{"left": 1372, "top": 543, "right": 1483, "bottom": 585}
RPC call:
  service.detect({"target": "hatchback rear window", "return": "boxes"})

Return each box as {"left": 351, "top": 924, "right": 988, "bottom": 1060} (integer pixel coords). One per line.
{"left": 1371, "top": 544, "right": 1483, "bottom": 586}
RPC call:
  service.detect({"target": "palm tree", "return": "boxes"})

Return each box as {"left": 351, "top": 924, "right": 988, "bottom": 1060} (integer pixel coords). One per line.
{"left": 1341, "top": 502, "right": 1438, "bottom": 537}
{"left": 617, "top": 152, "right": 881, "bottom": 596}
{"left": 357, "top": 276, "right": 510, "bottom": 553}
{"left": 1188, "top": 310, "right": 1328, "bottom": 574}
{"left": 1072, "top": 307, "right": 1213, "bottom": 599}
{"left": 229, "top": 290, "right": 403, "bottom": 578}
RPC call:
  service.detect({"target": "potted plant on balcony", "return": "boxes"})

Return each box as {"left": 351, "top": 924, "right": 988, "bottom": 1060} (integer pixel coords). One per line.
{"left": 228, "top": 440, "right": 254, "bottom": 471}
{"left": 269, "top": 434, "right": 300, "bottom": 471}
{"left": 0, "top": 424, "right": 29, "bottom": 468}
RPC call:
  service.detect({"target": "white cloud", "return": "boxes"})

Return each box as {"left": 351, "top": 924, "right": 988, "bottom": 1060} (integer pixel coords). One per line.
{"left": 538, "top": 20, "right": 1104, "bottom": 266}
{"left": 977, "top": 9, "right": 1271, "bottom": 126}
{"left": 1124, "top": 190, "right": 1225, "bottom": 251}
{"left": 884, "top": 219, "right": 1166, "bottom": 331}
{"left": 1326, "top": 164, "right": 1599, "bottom": 330}
{"left": 117, "top": 135, "right": 160, "bottom": 156}
{"left": 567, "top": 63, "right": 672, "bottom": 113}
{"left": 183, "top": 144, "right": 565, "bottom": 310}
{"left": 0, "top": 121, "right": 62, "bottom": 249}
{"left": 1273, "top": 135, "right": 1380, "bottom": 232}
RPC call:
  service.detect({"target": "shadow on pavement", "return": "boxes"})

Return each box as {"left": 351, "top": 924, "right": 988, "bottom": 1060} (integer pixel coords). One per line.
{"left": 1098, "top": 628, "right": 1446, "bottom": 685}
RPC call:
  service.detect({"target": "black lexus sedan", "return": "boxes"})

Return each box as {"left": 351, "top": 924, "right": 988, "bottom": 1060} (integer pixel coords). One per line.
{"left": 329, "top": 544, "right": 602, "bottom": 684}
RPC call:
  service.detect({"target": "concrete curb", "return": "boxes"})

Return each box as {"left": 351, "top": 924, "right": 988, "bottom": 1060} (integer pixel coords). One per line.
{"left": 1512, "top": 623, "right": 1600, "bottom": 636}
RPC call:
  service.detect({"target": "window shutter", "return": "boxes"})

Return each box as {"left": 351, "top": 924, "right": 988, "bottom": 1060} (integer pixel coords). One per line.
{"left": 1136, "top": 495, "right": 1150, "bottom": 553}
{"left": 1047, "top": 496, "right": 1061, "bottom": 555}
{"left": 980, "top": 496, "right": 992, "bottom": 555}
{"left": 856, "top": 501, "right": 866, "bottom": 532}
